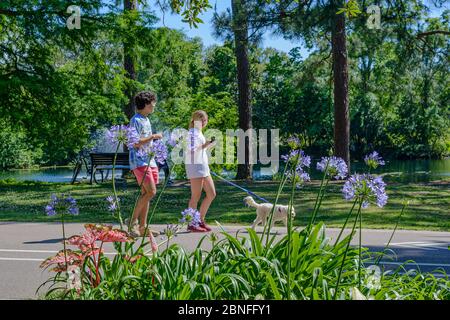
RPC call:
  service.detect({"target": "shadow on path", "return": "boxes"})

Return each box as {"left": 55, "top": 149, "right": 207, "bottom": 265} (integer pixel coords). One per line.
{"left": 23, "top": 238, "right": 63, "bottom": 244}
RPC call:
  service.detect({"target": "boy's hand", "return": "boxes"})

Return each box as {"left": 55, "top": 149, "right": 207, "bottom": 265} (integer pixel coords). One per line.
{"left": 152, "top": 133, "right": 163, "bottom": 140}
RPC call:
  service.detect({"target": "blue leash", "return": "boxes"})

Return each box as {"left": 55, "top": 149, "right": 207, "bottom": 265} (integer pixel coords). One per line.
{"left": 210, "top": 171, "right": 270, "bottom": 204}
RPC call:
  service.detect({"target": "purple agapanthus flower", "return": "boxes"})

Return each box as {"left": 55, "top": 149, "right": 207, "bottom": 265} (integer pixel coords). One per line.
{"left": 180, "top": 208, "right": 201, "bottom": 227}
{"left": 162, "top": 224, "right": 180, "bottom": 240}
{"left": 342, "top": 174, "right": 388, "bottom": 208}
{"left": 281, "top": 149, "right": 311, "bottom": 168}
{"left": 106, "top": 196, "right": 120, "bottom": 212}
{"left": 152, "top": 140, "right": 168, "bottom": 163}
{"left": 167, "top": 135, "right": 179, "bottom": 148}
{"left": 286, "top": 169, "right": 311, "bottom": 189}
{"left": 45, "top": 194, "right": 79, "bottom": 216}
{"left": 136, "top": 140, "right": 168, "bottom": 163}
{"left": 66, "top": 196, "right": 79, "bottom": 215}
{"left": 316, "top": 156, "right": 348, "bottom": 180}
{"left": 286, "top": 135, "right": 302, "bottom": 150}
{"left": 282, "top": 149, "right": 311, "bottom": 188}
{"left": 364, "top": 151, "right": 385, "bottom": 169}
{"left": 106, "top": 125, "right": 140, "bottom": 149}
{"left": 45, "top": 204, "right": 57, "bottom": 216}
{"left": 45, "top": 194, "right": 58, "bottom": 216}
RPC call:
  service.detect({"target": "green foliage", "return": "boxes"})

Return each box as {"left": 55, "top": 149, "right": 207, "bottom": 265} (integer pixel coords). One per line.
{"left": 40, "top": 223, "right": 450, "bottom": 300}
{"left": 202, "top": 43, "right": 237, "bottom": 95}
{"left": 0, "top": 120, "right": 42, "bottom": 169}
{"left": 167, "top": 0, "right": 212, "bottom": 28}
{"left": 1, "top": 0, "right": 448, "bottom": 170}
{"left": 0, "top": 1, "right": 128, "bottom": 165}
{"left": 252, "top": 49, "right": 333, "bottom": 153}
{"left": 254, "top": 0, "right": 450, "bottom": 159}
{"left": 336, "top": 0, "right": 362, "bottom": 18}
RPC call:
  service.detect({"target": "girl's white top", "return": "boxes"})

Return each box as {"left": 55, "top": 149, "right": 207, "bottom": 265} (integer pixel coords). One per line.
{"left": 185, "top": 127, "right": 210, "bottom": 179}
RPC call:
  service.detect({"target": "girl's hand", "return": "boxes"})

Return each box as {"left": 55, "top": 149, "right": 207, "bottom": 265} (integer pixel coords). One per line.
{"left": 152, "top": 133, "right": 163, "bottom": 140}
{"left": 205, "top": 139, "right": 216, "bottom": 148}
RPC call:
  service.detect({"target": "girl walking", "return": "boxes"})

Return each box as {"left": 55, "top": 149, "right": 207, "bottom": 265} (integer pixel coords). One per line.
{"left": 185, "top": 110, "right": 216, "bottom": 232}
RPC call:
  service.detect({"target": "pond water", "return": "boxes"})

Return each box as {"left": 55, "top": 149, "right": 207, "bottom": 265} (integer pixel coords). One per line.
{"left": 234, "top": 159, "right": 450, "bottom": 183}
{"left": 0, "top": 159, "right": 449, "bottom": 184}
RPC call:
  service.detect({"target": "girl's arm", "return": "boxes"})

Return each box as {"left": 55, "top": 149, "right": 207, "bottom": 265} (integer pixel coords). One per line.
{"left": 201, "top": 140, "right": 215, "bottom": 149}
{"left": 190, "top": 136, "right": 214, "bottom": 151}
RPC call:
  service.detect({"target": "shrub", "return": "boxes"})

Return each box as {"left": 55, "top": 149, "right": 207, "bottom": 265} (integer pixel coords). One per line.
{"left": 0, "top": 120, "right": 42, "bottom": 169}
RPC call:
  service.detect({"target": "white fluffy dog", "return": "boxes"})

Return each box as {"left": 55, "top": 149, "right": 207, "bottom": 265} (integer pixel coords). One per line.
{"left": 244, "top": 196, "right": 296, "bottom": 229}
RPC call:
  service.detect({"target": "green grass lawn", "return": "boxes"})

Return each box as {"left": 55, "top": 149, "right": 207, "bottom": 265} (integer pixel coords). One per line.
{"left": 0, "top": 178, "right": 449, "bottom": 231}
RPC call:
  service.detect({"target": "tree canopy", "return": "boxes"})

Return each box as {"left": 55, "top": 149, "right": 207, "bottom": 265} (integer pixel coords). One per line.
{"left": 0, "top": 0, "right": 448, "bottom": 169}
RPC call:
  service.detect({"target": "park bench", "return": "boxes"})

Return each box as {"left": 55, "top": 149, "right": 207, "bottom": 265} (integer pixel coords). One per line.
{"left": 88, "top": 152, "right": 130, "bottom": 184}
{"left": 70, "top": 152, "right": 130, "bottom": 184}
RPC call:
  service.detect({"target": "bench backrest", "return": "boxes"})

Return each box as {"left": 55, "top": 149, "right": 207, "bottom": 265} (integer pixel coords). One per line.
{"left": 90, "top": 152, "right": 129, "bottom": 166}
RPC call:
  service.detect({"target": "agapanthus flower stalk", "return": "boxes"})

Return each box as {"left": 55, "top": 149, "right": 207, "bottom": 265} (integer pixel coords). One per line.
{"left": 148, "top": 233, "right": 158, "bottom": 253}
{"left": 44, "top": 194, "right": 79, "bottom": 277}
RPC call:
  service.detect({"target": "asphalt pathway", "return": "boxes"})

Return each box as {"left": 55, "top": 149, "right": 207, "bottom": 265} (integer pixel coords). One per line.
{"left": 0, "top": 222, "right": 449, "bottom": 299}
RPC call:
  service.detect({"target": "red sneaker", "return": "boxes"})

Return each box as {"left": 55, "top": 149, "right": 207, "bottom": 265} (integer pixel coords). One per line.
{"left": 187, "top": 224, "right": 207, "bottom": 232}
{"left": 199, "top": 221, "right": 212, "bottom": 232}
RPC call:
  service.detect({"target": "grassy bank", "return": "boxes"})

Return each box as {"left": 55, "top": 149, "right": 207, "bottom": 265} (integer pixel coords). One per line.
{"left": 0, "top": 178, "right": 449, "bottom": 231}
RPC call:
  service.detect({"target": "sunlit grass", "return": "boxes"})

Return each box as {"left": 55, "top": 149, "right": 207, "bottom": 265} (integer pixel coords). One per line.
{"left": 0, "top": 178, "right": 449, "bottom": 230}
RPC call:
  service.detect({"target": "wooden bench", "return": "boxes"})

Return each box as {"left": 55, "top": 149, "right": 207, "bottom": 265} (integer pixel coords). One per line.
{"left": 89, "top": 152, "right": 130, "bottom": 184}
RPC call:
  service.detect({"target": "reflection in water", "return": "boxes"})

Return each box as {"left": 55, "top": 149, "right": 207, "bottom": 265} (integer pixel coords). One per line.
{"left": 0, "top": 159, "right": 449, "bottom": 184}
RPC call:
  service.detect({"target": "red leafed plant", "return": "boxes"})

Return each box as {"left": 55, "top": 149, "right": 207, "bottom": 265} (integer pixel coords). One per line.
{"left": 40, "top": 224, "right": 134, "bottom": 289}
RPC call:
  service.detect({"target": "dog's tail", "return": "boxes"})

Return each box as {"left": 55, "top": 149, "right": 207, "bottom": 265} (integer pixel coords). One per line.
{"left": 244, "top": 196, "right": 260, "bottom": 208}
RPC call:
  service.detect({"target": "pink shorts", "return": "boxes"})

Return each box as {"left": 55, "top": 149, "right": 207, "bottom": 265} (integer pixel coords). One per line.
{"left": 133, "top": 166, "right": 159, "bottom": 186}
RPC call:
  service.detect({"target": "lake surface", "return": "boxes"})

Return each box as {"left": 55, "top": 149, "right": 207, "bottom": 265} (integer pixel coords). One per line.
{"left": 0, "top": 167, "right": 128, "bottom": 184}
{"left": 1, "top": 159, "right": 449, "bottom": 184}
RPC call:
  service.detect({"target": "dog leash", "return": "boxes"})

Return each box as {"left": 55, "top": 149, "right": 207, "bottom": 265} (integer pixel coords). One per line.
{"left": 210, "top": 171, "right": 270, "bottom": 203}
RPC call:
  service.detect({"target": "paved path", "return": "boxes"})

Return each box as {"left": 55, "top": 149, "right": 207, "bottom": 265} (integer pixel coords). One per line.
{"left": 0, "top": 222, "right": 449, "bottom": 299}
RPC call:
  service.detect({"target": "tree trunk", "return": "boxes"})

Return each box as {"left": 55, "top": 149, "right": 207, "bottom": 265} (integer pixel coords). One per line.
{"left": 331, "top": 3, "right": 350, "bottom": 169}
{"left": 124, "top": 0, "right": 137, "bottom": 121}
{"left": 122, "top": 0, "right": 137, "bottom": 178}
{"left": 232, "top": 0, "right": 253, "bottom": 180}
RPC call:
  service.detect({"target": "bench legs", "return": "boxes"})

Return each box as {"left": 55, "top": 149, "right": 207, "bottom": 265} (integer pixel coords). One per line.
{"left": 90, "top": 165, "right": 95, "bottom": 184}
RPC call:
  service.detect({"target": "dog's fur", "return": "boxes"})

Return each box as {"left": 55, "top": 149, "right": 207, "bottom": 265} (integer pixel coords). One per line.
{"left": 244, "top": 196, "right": 295, "bottom": 229}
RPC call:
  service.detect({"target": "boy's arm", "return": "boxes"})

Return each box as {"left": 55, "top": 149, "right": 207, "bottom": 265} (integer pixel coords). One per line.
{"left": 135, "top": 133, "right": 163, "bottom": 148}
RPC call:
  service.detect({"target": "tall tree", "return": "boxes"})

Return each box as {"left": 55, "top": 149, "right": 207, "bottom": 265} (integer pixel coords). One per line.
{"left": 331, "top": 0, "right": 350, "bottom": 166}
{"left": 231, "top": 0, "right": 253, "bottom": 180}
{"left": 212, "top": 1, "right": 269, "bottom": 180}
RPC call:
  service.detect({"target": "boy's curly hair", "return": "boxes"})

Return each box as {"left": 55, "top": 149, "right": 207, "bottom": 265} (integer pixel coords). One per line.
{"left": 135, "top": 91, "right": 157, "bottom": 110}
